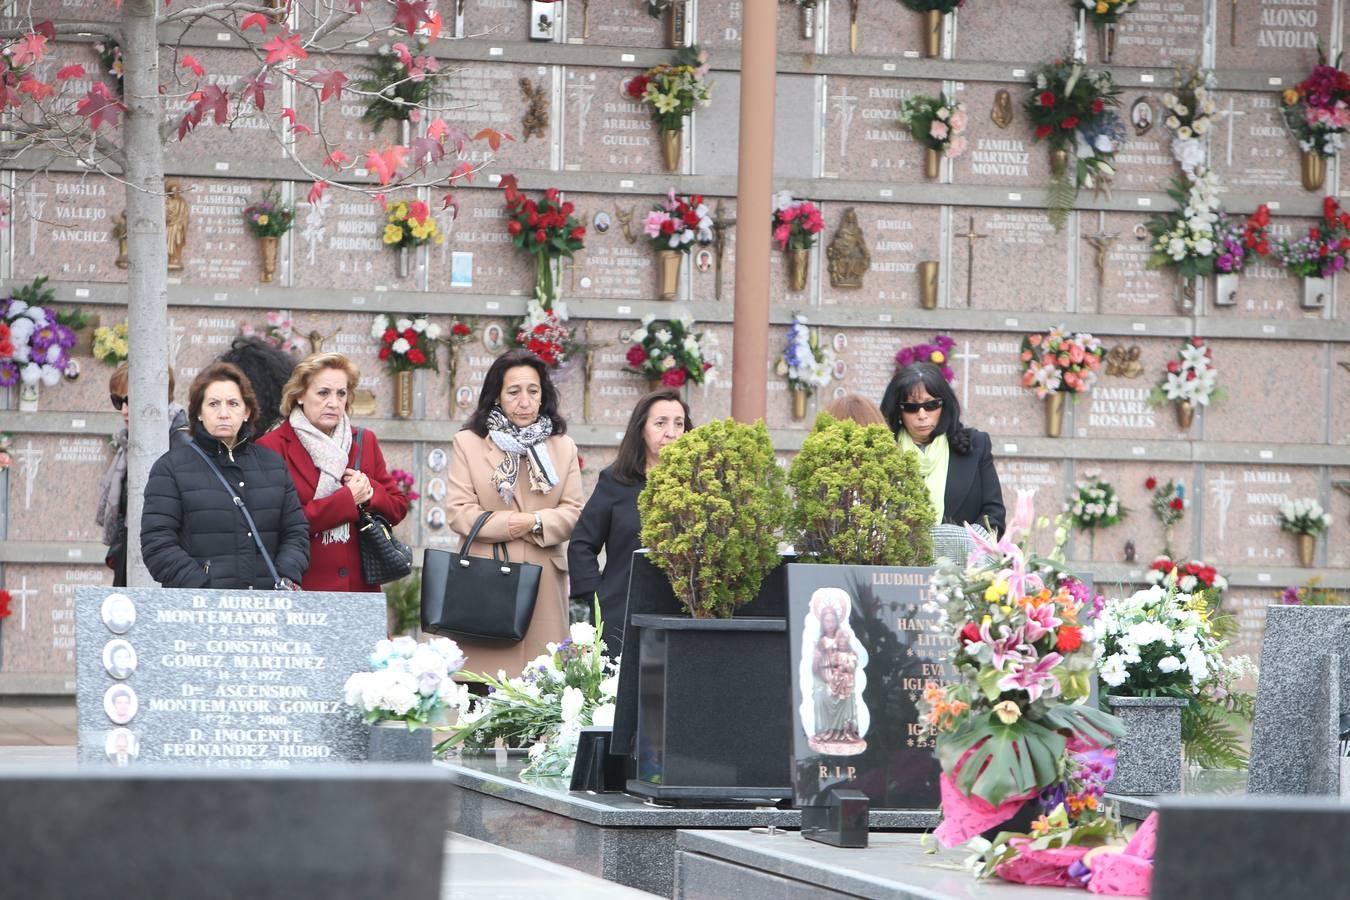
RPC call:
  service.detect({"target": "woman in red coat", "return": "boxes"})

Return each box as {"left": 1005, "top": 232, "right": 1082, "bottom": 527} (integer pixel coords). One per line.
{"left": 258, "top": 352, "right": 409, "bottom": 591}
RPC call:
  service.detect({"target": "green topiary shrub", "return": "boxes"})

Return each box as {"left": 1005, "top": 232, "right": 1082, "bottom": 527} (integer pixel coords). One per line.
{"left": 788, "top": 412, "right": 935, "bottom": 566}
{"left": 639, "top": 418, "right": 790, "bottom": 618}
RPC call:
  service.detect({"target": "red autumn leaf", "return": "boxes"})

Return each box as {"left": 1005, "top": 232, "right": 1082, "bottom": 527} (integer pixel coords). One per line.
{"left": 33, "top": 20, "right": 55, "bottom": 40}
{"left": 472, "top": 127, "right": 512, "bottom": 152}
{"left": 18, "top": 77, "right": 55, "bottom": 101}
{"left": 177, "top": 83, "right": 228, "bottom": 140}
{"left": 8, "top": 32, "right": 48, "bottom": 68}
{"left": 76, "top": 82, "right": 125, "bottom": 131}
{"left": 313, "top": 68, "right": 347, "bottom": 102}
{"left": 323, "top": 149, "right": 351, "bottom": 170}
{"left": 426, "top": 116, "right": 449, "bottom": 142}
{"left": 392, "top": 0, "right": 431, "bottom": 35}
{"left": 241, "top": 11, "right": 270, "bottom": 32}
{"left": 307, "top": 180, "right": 327, "bottom": 204}
{"left": 448, "top": 161, "right": 475, "bottom": 185}
{"left": 422, "top": 10, "right": 442, "bottom": 40}
{"left": 365, "top": 146, "right": 408, "bottom": 185}
{"left": 281, "top": 106, "right": 312, "bottom": 136}
{"left": 409, "top": 135, "right": 444, "bottom": 167}
{"left": 239, "top": 72, "right": 274, "bottom": 110}
{"left": 55, "top": 64, "right": 85, "bottom": 81}
{"left": 262, "top": 31, "right": 308, "bottom": 65}
{"left": 180, "top": 54, "right": 204, "bottom": 77}
{"left": 441, "top": 192, "right": 457, "bottom": 211}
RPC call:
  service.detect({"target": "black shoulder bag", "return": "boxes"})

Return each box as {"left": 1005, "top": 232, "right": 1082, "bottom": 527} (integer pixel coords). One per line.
{"left": 186, "top": 442, "right": 289, "bottom": 590}
{"left": 352, "top": 428, "right": 414, "bottom": 585}
{"left": 421, "top": 510, "right": 541, "bottom": 645}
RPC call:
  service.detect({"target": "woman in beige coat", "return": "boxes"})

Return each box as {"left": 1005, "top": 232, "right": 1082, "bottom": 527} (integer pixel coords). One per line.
{"left": 445, "top": 349, "right": 583, "bottom": 678}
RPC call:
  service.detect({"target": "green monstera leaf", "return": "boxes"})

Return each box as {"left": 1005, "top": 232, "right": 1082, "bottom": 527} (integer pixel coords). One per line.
{"left": 1041, "top": 701, "right": 1125, "bottom": 749}
{"left": 937, "top": 713, "right": 1067, "bottom": 808}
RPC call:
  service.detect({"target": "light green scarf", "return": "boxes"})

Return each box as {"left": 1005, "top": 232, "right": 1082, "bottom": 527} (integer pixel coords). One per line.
{"left": 899, "top": 431, "right": 948, "bottom": 524}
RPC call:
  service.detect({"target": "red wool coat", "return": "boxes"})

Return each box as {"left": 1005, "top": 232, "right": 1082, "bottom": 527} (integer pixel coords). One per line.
{"left": 257, "top": 421, "right": 409, "bottom": 592}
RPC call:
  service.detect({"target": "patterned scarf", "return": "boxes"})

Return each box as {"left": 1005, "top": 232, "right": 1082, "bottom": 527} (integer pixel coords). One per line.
{"left": 95, "top": 427, "right": 128, "bottom": 546}
{"left": 486, "top": 406, "right": 558, "bottom": 505}
{"left": 289, "top": 406, "right": 353, "bottom": 544}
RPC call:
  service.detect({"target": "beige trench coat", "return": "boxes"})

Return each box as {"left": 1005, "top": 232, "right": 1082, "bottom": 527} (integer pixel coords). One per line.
{"left": 445, "top": 429, "right": 583, "bottom": 678}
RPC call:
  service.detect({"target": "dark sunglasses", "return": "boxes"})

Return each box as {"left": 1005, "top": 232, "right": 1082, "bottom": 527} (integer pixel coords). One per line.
{"left": 898, "top": 398, "right": 943, "bottom": 414}
{"left": 110, "top": 393, "right": 127, "bottom": 410}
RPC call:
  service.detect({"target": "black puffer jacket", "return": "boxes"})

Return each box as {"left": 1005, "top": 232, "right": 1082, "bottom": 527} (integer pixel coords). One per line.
{"left": 141, "top": 422, "right": 309, "bottom": 590}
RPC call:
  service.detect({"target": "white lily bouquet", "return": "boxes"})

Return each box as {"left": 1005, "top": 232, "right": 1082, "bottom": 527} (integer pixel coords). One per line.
{"left": 1280, "top": 498, "right": 1332, "bottom": 537}
{"left": 343, "top": 635, "right": 467, "bottom": 729}
{"left": 1148, "top": 337, "right": 1220, "bottom": 408}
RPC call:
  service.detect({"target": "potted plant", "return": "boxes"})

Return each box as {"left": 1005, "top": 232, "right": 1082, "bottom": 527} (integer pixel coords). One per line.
{"left": 371, "top": 313, "right": 441, "bottom": 418}
{"left": 1072, "top": 0, "right": 1138, "bottom": 63}
{"left": 622, "top": 312, "right": 715, "bottom": 392}
{"left": 1279, "top": 498, "right": 1332, "bottom": 568}
{"left": 1279, "top": 53, "right": 1350, "bottom": 191}
{"left": 898, "top": 0, "right": 964, "bottom": 58}
{"left": 626, "top": 46, "right": 712, "bottom": 171}
{"left": 343, "top": 634, "right": 466, "bottom": 762}
{"left": 629, "top": 418, "right": 792, "bottom": 799}
{"left": 381, "top": 197, "right": 444, "bottom": 280}
{"left": 788, "top": 413, "right": 934, "bottom": 564}
{"left": 643, "top": 189, "right": 714, "bottom": 299}
{"left": 1273, "top": 195, "right": 1350, "bottom": 309}
{"left": 771, "top": 191, "right": 825, "bottom": 292}
{"left": 899, "top": 92, "right": 968, "bottom": 179}
{"left": 1065, "top": 472, "right": 1123, "bottom": 557}
{"left": 243, "top": 188, "right": 295, "bottom": 283}
{"left": 1018, "top": 326, "right": 1104, "bottom": 437}
{"left": 1147, "top": 337, "right": 1220, "bottom": 432}
{"left": 1096, "top": 574, "right": 1255, "bottom": 793}
{"left": 776, "top": 315, "right": 834, "bottom": 421}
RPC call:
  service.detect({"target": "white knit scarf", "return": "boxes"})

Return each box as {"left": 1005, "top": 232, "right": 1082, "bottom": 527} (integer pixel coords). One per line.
{"left": 289, "top": 406, "right": 353, "bottom": 544}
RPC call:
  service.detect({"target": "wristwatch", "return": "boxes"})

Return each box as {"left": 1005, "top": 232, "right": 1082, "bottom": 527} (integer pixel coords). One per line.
{"left": 531, "top": 513, "right": 543, "bottom": 535}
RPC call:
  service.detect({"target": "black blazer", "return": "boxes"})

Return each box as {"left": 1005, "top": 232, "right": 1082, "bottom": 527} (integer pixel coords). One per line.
{"left": 942, "top": 429, "right": 1006, "bottom": 536}
{"left": 567, "top": 468, "right": 643, "bottom": 655}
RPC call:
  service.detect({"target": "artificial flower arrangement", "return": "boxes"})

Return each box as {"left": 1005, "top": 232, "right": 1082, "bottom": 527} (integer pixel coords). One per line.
{"left": 371, "top": 313, "right": 441, "bottom": 371}
{"left": 439, "top": 612, "right": 619, "bottom": 778}
{"left": 1144, "top": 555, "right": 1228, "bottom": 609}
{"left": 512, "top": 300, "right": 575, "bottom": 369}
{"left": 1096, "top": 572, "right": 1255, "bottom": 769}
{"left": 1160, "top": 64, "right": 1218, "bottom": 179}
{"left": 343, "top": 635, "right": 466, "bottom": 729}
{"left": 771, "top": 191, "right": 825, "bottom": 291}
{"left": 1145, "top": 172, "right": 1221, "bottom": 279}
{"left": 91, "top": 322, "right": 129, "bottom": 366}
{"left": 1213, "top": 204, "right": 1272, "bottom": 275}
{"left": 645, "top": 189, "right": 715, "bottom": 252}
{"left": 240, "top": 310, "right": 306, "bottom": 354}
{"left": 1274, "top": 195, "right": 1350, "bottom": 278}
{"left": 0, "top": 432, "right": 12, "bottom": 471}
{"left": 443, "top": 318, "right": 475, "bottom": 391}
{"left": 243, "top": 188, "right": 296, "bottom": 238}
{"left": 627, "top": 45, "right": 712, "bottom": 169}
{"left": 1279, "top": 498, "right": 1332, "bottom": 537}
{"left": 1279, "top": 578, "right": 1344, "bottom": 606}
{"left": 382, "top": 199, "right": 445, "bottom": 252}
{"left": 0, "top": 588, "right": 11, "bottom": 620}
{"left": 1280, "top": 53, "right": 1350, "bottom": 161}
{"left": 776, "top": 314, "right": 835, "bottom": 397}
{"left": 1067, "top": 473, "right": 1123, "bottom": 533}
{"left": 898, "top": 93, "right": 968, "bottom": 176}
{"left": 895, "top": 333, "right": 956, "bottom": 381}
{"left": 356, "top": 38, "right": 439, "bottom": 132}
{"left": 624, "top": 313, "right": 716, "bottom": 389}
{"left": 1147, "top": 338, "right": 1220, "bottom": 411}
{"left": 1073, "top": 0, "right": 1138, "bottom": 65}
{"left": 93, "top": 40, "right": 123, "bottom": 94}
{"left": 1024, "top": 58, "right": 1124, "bottom": 229}
{"left": 500, "top": 174, "right": 586, "bottom": 306}
{"left": 1018, "top": 327, "right": 1104, "bottom": 398}
{"left": 0, "top": 279, "right": 77, "bottom": 388}
{"left": 390, "top": 469, "right": 420, "bottom": 505}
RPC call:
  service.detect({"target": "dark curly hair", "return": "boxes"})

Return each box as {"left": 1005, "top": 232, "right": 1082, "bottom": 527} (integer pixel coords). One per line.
{"left": 463, "top": 349, "right": 567, "bottom": 437}
{"left": 217, "top": 337, "right": 297, "bottom": 433}
{"left": 880, "top": 362, "right": 974, "bottom": 454}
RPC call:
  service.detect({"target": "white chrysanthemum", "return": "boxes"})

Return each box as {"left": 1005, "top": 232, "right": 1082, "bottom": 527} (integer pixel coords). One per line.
{"left": 391, "top": 337, "right": 411, "bottom": 354}
{"left": 395, "top": 318, "right": 413, "bottom": 333}
{"left": 1099, "top": 655, "right": 1128, "bottom": 687}
{"left": 569, "top": 621, "right": 597, "bottom": 647}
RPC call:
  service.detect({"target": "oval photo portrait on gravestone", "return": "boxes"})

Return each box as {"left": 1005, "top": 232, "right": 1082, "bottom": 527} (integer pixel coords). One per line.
{"left": 104, "top": 727, "right": 139, "bottom": 766}
{"left": 102, "top": 639, "right": 137, "bottom": 680}
{"left": 101, "top": 593, "right": 136, "bottom": 634}
{"left": 103, "top": 684, "right": 138, "bottom": 725}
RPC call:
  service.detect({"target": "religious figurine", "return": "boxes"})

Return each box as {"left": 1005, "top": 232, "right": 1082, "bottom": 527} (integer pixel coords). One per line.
{"left": 164, "top": 180, "right": 189, "bottom": 272}
{"left": 1105, "top": 345, "right": 1144, "bottom": 379}
{"left": 991, "top": 89, "right": 1014, "bottom": 129}
{"left": 1123, "top": 539, "right": 1136, "bottom": 563}
{"left": 519, "top": 77, "right": 549, "bottom": 141}
{"left": 111, "top": 210, "right": 129, "bottom": 269}
{"left": 614, "top": 204, "right": 637, "bottom": 244}
{"left": 826, "top": 207, "right": 870, "bottom": 290}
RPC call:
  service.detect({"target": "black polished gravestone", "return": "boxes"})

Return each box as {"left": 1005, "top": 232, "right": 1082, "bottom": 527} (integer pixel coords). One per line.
{"left": 785, "top": 564, "right": 952, "bottom": 814}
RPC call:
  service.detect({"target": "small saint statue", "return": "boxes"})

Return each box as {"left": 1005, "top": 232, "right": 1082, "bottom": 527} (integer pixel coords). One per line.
{"left": 111, "top": 211, "right": 129, "bottom": 270}
{"left": 826, "top": 208, "right": 870, "bottom": 290}
{"left": 164, "top": 180, "right": 190, "bottom": 272}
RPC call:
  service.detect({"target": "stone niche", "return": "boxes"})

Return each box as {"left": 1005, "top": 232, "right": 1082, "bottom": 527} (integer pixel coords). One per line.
{"left": 1207, "top": 91, "right": 1303, "bottom": 195}
{"left": 1217, "top": 0, "right": 1334, "bottom": 72}
{"left": 1199, "top": 463, "right": 1324, "bottom": 569}
{"left": 1, "top": 565, "right": 110, "bottom": 682}
{"left": 569, "top": 0, "right": 667, "bottom": 47}
{"left": 1078, "top": 210, "right": 1174, "bottom": 318}
{"left": 819, "top": 203, "right": 940, "bottom": 310}
{"left": 950, "top": 208, "right": 1070, "bottom": 312}
{"left": 13, "top": 173, "right": 122, "bottom": 284}
{"left": 291, "top": 191, "right": 419, "bottom": 291}
{"left": 820, "top": 77, "right": 938, "bottom": 183}
{"left": 948, "top": 81, "right": 1041, "bottom": 190}
{"left": 161, "top": 47, "right": 282, "bottom": 166}
{"left": 1089, "top": 0, "right": 1205, "bottom": 69}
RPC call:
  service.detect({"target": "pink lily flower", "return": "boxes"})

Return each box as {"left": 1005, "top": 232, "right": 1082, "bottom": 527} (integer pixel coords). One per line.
{"left": 996, "top": 652, "right": 1064, "bottom": 703}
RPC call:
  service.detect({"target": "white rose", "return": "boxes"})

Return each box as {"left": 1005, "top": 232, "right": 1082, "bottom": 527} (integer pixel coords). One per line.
{"left": 591, "top": 703, "right": 616, "bottom": 727}
{"left": 569, "top": 621, "right": 597, "bottom": 647}
{"left": 560, "top": 686, "right": 585, "bottom": 725}
{"left": 391, "top": 337, "right": 411, "bottom": 354}
{"left": 395, "top": 318, "right": 413, "bottom": 333}
{"left": 425, "top": 323, "right": 442, "bottom": 340}
{"left": 1157, "top": 655, "right": 1182, "bottom": 674}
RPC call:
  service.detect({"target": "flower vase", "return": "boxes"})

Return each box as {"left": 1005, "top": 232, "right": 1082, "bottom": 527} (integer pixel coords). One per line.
{"left": 1297, "top": 533, "right": 1315, "bottom": 568}
{"left": 1176, "top": 276, "right": 1197, "bottom": 314}
{"left": 1105, "top": 696, "right": 1187, "bottom": 795}
{"left": 788, "top": 248, "right": 810, "bottom": 292}
{"left": 923, "top": 147, "right": 941, "bottom": 180}
{"left": 660, "top": 128, "right": 682, "bottom": 172}
{"left": 646, "top": 377, "right": 663, "bottom": 394}
{"left": 1174, "top": 400, "right": 1194, "bottom": 431}
{"left": 799, "top": 2, "right": 815, "bottom": 39}
{"left": 367, "top": 720, "right": 433, "bottom": 763}
{"left": 1044, "top": 392, "right": 1065, "bottom": 438}
{"left": 791, "top": 387, "right": 808, "bottom": 421}
{"left": 1099, "top": 22, "right": 1117, "bottom": 63}
{"left": 918, "top": 260, "right": 939, "bottom": 309}
{"left": 72, "top": 314, "right": 100, "bottom": 356}
{"left": 1301, "top": 151, "right": 1326, "bottom": 191}
{"left": 18, "top": 381, "right": 39, "bottom": 413}
{"left": 1302, "top": 276, "right": 1330, "bottom": 310}
{"left": 656, "top": 249, "right": 681, "bottom": 300}
{"left": 393, "top": 369, "right": 414, "bottom": 419}
{"left": 921, "top": 9, "right": 942, "bottom": 57}
{"left": 1212, "top": 272, "right": 1238, "bottom": 308}
{"left": 1050, "top": 147, "right": 1070, "bottom": 179}
{"left": 665, "top": 0, "right": 687, "bottom": 47}
{"left": 398, "top": 246, "right": 411, "bottom": 280}
{"left": 260, "top": 236, "right": 279, "bottom": 283}
{"left": 535, "top": 253, "right": 558, "bottom": 305}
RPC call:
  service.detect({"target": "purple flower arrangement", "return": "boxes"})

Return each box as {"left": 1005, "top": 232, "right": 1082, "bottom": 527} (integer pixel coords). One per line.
{"left": 0, "top": 292, "right": 76, "bottom": 388}
{"left": 894, "top": 332, "right": 955, "bottom": 381}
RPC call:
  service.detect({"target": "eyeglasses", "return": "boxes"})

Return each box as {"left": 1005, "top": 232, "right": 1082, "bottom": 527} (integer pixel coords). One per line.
{"left": 898, "top": 399, "right": 943, "bottom": 414}
{"left": 110, "top": 394, "right": 127, "bottom": 410}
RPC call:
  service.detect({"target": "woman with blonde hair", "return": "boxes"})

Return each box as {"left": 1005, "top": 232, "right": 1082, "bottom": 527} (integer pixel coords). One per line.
{"left": 822, "top": 393, "right": 887, "bottom": 428}
{"left": 258, "top": 352, "right": 409, "bottom": 592}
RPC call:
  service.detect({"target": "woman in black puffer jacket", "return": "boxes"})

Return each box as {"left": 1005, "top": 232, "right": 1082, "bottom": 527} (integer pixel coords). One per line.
{"left": 142, "top": 362, "right": 310, "bottom": 591}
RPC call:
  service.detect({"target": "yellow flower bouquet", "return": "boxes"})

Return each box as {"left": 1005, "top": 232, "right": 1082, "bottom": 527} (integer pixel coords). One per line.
{"left": 382, "top": 199, "right": 444, "bottom": 251}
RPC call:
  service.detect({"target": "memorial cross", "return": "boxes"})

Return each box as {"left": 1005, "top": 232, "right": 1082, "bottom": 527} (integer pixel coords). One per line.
{"left": 712, "top": 199, "right": 737, "bottom": 301}
{"left": 9, "top": 577, "right": 38, "bottom": 631}
{"left": 832, "top": 88, "right": 859, "bottom": 160}
{"left": 959, "top": 216, "right": 987, "bottom": 307}
{"left": 1208, "top": 473, "right": 1235, "bottom": 543}
{"left": 573, "top": 80, "right": 597, "bottom": 150}
{"left": 22, "top": 182, "right": 47, "bottom": 257}
{"left": 952, "top": 341, "right": 980, "bottom": 410}
{"left": 564, "top": 258, "right": 583, "bottom": 293}
{"left": 1082, "top": 222, "right": 1118, "bottom": 311}
{"left": 1219, "top": 98, "right": 1246, "bottom": 168}
{"left": 13, "top": 440, "right": 42, "bottom": 511}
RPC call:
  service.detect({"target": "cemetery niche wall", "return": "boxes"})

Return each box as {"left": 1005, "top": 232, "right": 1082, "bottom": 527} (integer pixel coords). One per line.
{"left": 2, "top": 0, "right": 1348, "bottom": 701}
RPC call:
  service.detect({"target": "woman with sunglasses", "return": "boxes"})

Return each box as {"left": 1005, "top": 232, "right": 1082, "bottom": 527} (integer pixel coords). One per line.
{"left": 880, "top": 362, "right": 1006, "bottom": 536}
{"left": 96, "top": 363, "right": 189, "bottom": 586}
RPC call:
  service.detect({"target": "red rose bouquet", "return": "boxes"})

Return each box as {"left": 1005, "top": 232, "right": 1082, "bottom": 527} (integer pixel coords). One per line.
{"left": 623, "top": 313, "right": 716, "bottom": 388}
{"left": 370, "top": 313, "right": 439, "bottom": 372}
{"left": 500, "top": 173, "right": 586, "bottom": 306}
{"left": 770, "top": 191, "right": 825, "bottom": 251}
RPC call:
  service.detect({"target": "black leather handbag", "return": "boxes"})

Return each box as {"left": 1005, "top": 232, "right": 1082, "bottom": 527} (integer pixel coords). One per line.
{"left": 352, "top": 429, "right": 413, "bottom": 585}
{"left": 421, "top": 510, "right": 541, "bottom": 644}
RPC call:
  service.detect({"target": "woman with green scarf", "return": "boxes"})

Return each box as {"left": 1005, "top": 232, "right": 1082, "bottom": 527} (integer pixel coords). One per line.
{"left": 880, "top": 362, "right": 1006, "bottom": 536}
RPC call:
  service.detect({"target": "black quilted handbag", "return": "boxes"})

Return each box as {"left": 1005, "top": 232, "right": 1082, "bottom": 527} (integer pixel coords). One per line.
{"left": 352, "top": 429, "right": 413, "bottom": 585}
{"left": 421, "top": 510, "right": 541, "bottom": 644}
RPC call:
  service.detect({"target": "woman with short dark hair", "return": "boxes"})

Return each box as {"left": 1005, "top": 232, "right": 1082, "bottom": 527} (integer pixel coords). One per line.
{"left": 445, "top": 350, "right": 583, "bottom": 676}
{"left": 141, "top": 362, "right": 309, "bottom": 590}
{"left": 568, "top": 389, "right": 692, "bottom": 654}
{"left": 880, "top": 362, "right": 1005, "bottom": 536}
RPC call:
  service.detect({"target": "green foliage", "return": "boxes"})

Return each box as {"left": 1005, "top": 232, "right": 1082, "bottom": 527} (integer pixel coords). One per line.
{"left": 639, "top": 418, "right": 789, "bottom": 618}
{"left": 11, "top": 276, "right": 55, "bottom": 306}
{"left": 383, "top": 569, "right": 421, "bottom": 636}
{"left": 787, "top": 413, "right": 935, "bottom": 567}
{"left": 357, "top": 52, "right": 432, "bottom": 132}
{"left": 937, "top": 711, "right": 1067, "bottom": 807}
{"left": 1181, "top": 699, "right": 1250, "bottom": 770}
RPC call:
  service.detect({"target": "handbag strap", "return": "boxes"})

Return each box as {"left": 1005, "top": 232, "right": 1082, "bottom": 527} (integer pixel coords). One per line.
{"left": 351, "top": 427, "right": 364, "bottom": 474}
{"left": 458, "top": 510, "right": 512, "bottom": 569}
{"left": 186, "top": 441, "right": 283, "bottom": 587}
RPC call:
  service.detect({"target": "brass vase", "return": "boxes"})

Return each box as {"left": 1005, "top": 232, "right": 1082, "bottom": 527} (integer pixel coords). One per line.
{"left": 1044, "top": 392, "right": 1065, "bottom": 438}
{"left": 1050, "top": 147, "right": 1070, "bottom": 178}
{"left": 791, "top": 387, "right": 808, "bottom": 421}
{"left": 1297, "top": 533, "right": 1315, "bottom": 568}
{"left": 924, "top": 146, "right": 941, "bottom": 180}
{"left": 1099, "top": 22, "right": 1117, "bottom": 63}
{"left": 1175, "top": 400, "right": 1194, "bottom": 430}
{"left": 788, "top": 248, "right": 810, "bottom": 292}
{"left": 393, "top": 369, "right": 414, "bottom": 419}
{"left": 72, "top": 314, "right": 100, "bottom": 356}
{"left": 647, "top": 377, "right": 663, "bottom": 394}
{"left": 657, "top": 249, "right": 681, "bottom": 300}
{"left": 660, "top": 128, "right": 682, "bottom": 172}
{"left": 260, "top": 236, "right": 279, "bottom": 283}
{"left": 1301, "top": 151, "right": 1326, "bottom": 191}
{"left": 921, "top": 9, "right": 942, "bottom": 58}
{"left": 665, "top": 0, "right": 686, "bottom": 47}
{"left": 918, "top": 260, "right": 939, "bottom": 309}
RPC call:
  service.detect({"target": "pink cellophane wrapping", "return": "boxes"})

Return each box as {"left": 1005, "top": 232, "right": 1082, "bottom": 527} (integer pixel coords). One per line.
{"left": 933, "top": 770, "right": 1036, "bottom": 847}
{"left": 994, "top": 840, "right": 1091, "bottom": 887}
{"left": 1086, "top": 812, "right": 1158, "bottom": 897}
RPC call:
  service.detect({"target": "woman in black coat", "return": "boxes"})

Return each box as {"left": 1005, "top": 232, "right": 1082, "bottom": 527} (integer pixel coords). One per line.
{"left": 881, "top": 362, "right": 1006, "bottom": 536}
{"left": 141, "top": 362, "right": 309, "bottom": 591}
{"left": 568, "top": 389, "right": 691, "bottom": 655}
